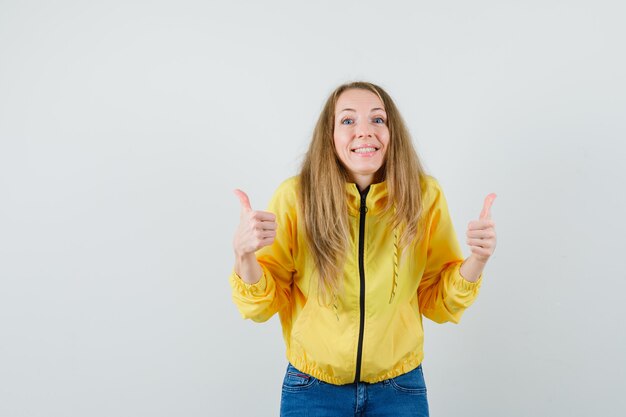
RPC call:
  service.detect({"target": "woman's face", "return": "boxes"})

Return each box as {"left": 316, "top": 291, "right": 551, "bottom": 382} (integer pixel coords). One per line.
{"left": 333, "top": 89, "right": 390, "bottom": 189}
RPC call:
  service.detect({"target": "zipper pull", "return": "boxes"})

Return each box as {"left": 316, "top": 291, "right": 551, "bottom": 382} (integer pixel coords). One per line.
{"left": 360, "top": 195, "right": 368, "bottom": 213}
{"left": 358, "top": 185, "right": 370, "bottom": 213}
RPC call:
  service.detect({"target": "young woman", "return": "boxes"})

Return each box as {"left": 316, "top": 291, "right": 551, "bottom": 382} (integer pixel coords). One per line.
{"left": 230, "top": 82, "right": 497, "bottom": 416}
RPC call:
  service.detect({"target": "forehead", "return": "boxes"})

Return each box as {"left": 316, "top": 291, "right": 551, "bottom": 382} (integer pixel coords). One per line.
{"left": 335, "top": 89, "right": 385, "bottom": 112}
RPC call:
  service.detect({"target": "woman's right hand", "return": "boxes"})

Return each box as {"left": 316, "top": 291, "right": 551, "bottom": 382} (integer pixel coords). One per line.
{"left": 233, "top": 190, "right": 278, "bottom": 284}
{"left": 232, "top": 189, "right": 277, "bottom": 284}
{"left": 233, "top": 189, "right": 277, "bottom": 256}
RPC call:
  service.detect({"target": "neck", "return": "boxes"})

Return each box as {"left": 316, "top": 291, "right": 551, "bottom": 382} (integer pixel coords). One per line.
{"left": 353, "top": 174, "right": 374, "bottom": 192}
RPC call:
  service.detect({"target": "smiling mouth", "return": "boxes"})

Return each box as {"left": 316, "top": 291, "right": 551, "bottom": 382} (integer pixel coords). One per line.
{"left": 352, "top": 147, "right": 379, "bottom": 153}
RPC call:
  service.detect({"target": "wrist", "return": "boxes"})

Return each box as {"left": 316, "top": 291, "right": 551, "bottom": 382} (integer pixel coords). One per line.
{"left": 460, "top": 255, "right": 488, "bottom": 283}
{"left": 234, "top": 252, "right": 262, "bottom": 285}
{"left": 469, "top": 253, "right": 489, "bottom": 265}
{"left": 234, "top": 250, "right": 255, "bottom": 264}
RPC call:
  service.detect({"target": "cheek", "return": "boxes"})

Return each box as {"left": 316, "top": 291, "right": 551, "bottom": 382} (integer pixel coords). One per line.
{"left": 333, "top": 132, "right": 349, "bottom": 151}
{"left": 332, "top": 135, "right": 340, "bottom": 154}
{"left": 332, "top": 136, "right": 346, "bottom": 163}
{"left": 379, "top": 131, "right": 390, "bottom": 151}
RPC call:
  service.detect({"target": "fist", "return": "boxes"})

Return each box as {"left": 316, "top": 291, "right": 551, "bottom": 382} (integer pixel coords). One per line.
{"left": 233, "top": 189, "right": 277, "bottom": 256}
{"left": 466, "top": 193, "right": 497, "bottom": 263}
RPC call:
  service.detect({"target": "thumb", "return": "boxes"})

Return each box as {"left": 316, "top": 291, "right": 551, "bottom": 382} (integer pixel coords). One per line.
{"left": 233, "top": 189, "right": 252, "bottom": 212}
{"left": 479, "top": 193, "right": 497, "bottom": 220}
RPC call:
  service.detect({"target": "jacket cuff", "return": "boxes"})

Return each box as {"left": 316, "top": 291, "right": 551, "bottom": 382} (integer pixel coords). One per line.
{"left": 229, "top": 269, "right": 268, "bottom": 296}
{"left": 451, "top": 263, "right": 483, "bottom": 293}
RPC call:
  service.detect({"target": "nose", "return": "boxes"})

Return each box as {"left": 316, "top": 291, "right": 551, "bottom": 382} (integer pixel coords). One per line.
{"left": 356, "top": 123, "right": 372, "bottom": 138}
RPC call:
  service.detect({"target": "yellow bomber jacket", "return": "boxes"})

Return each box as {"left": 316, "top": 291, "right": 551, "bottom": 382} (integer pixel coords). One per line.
{"left": 229, "top": 175, "right": 482, "bottom": 385}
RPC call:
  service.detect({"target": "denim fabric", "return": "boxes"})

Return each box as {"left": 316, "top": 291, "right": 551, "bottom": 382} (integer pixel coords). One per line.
{"left": 280, "top": 363, "right": 429, "bottom": 417}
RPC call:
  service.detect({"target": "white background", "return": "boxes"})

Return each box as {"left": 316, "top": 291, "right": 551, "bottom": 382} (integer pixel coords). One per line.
{"left": 1, "top": 1, "right": 625, "bottom": 416}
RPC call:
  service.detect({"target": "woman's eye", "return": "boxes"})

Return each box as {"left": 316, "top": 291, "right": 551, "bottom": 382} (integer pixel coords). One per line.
{"left": 341, "top": 118, "right": 354, "bottom": 125}
{"left": 373, "top": 117, "right": 385, "bottom": 124}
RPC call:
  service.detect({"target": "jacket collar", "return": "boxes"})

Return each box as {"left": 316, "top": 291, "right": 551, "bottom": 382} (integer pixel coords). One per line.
{"left": 345, "top": 181, "right": 389, "bottom": 216}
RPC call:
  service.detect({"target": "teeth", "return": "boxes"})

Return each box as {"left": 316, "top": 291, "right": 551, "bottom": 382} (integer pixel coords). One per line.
{"left": 353, "top": 147, "right": 376, "bottom": 153}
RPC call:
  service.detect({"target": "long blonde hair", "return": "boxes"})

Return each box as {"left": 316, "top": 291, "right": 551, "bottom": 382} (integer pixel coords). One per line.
{"left": 299, "top": 81, "right": 428, "bottom": 301}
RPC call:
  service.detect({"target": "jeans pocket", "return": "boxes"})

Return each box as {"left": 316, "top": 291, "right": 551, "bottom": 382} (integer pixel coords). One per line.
{"left": 282, "top": 364, "right": 318, "bottom": 392}
{"left": 388, "top": 364, "right": 427, "bottom": 395}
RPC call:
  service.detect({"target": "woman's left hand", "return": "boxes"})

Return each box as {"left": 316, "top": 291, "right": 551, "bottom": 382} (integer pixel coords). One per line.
{"left": 466, "top": 193, "right": 497, "bottom": 263}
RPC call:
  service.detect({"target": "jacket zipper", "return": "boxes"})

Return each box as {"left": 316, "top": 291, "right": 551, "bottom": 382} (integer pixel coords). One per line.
{"left": 354, "top": 185, "right": 370, "bottom": 383}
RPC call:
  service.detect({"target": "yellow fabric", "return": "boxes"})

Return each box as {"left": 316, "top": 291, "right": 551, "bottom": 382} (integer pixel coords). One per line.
{"left": 229, "top": 175, "right": 482, "bottom": 385}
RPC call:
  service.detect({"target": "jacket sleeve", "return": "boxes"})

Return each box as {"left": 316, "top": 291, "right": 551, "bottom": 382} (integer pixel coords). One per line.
{"left": 417, "top": 179, "right": 482, "bottom": 324}
{"left": 228, "top": 179, "right": 296, "bottom": 323}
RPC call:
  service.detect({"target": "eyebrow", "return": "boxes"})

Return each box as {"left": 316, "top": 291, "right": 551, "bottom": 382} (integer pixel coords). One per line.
{"left": 338, "top": 107, "right": 386, "bottom": 113}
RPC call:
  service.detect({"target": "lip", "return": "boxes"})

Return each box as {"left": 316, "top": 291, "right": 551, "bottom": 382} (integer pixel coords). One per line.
{"left": 350, "top": 146, "right": 380, "bottom": 158}
{"left": 351, "top": 144, "right": 380, "bottom": 152}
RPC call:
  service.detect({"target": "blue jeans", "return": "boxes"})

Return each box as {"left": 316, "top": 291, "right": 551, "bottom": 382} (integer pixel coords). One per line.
{"left": 280, "top": 363, "right": 429, "bottom": 417}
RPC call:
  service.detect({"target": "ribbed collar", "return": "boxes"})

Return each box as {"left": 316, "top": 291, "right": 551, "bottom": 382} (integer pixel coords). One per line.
{"left": 345, "top": 181, "right": 390, "bottom": 216}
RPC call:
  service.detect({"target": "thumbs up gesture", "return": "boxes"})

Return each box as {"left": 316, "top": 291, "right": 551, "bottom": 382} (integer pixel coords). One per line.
{"left": 233, "top": 189, "right": 278, "bottom": 257}
{"left": 466, "top": 193, "right": 497, "bottom": 263}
